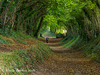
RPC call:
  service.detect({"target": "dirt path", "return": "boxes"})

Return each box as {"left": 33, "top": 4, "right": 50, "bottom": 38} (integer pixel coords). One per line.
{"left": 32, "top": 38, "right": 100, "bottom": 75}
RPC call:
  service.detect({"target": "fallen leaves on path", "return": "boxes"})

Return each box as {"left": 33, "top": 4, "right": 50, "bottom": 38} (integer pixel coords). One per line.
{"left": 35, "top": 38, "right": 100, "bottom": 75}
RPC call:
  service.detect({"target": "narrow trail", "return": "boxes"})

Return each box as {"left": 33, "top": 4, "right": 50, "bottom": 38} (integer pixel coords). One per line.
{"left": 32, "top": 38, "right": 100, "bottom": 75}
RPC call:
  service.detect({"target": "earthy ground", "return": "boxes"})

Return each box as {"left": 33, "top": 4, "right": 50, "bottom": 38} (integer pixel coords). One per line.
{"left": 32, "top": 38, "right": 100, "bottom": 75}
{"left": 0, "top": 37, "right": 100, "bottom": 75}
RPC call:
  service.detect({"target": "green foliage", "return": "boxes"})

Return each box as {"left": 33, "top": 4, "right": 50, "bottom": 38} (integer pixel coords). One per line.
{"left": 0, "top": 0, "right": 99, "bottom": 63}
{"left": 9, "top": 31, "right": 28, "bottom": 44}
{"left": 0, "top": 35, "right": 9, "bottom": 44}
{"left": 0, "top": 41, "right": 52, "bottom": 74}
{"left": 0, "top": 0, "right": 99, "bottom": 38}
{"left": 63, "top": 36, "right": 79, "bottom": 48}
{"left": 62, "top": 35, "right": 100, "bottom": 62}
{"left": 42, "top": 30, "right": 56, "bottom": 37}
{"left": 43, "top": 15, "right": 58, "bottom": 28}
{"left": 56, "top": 33, "right": 64, "bottom": 38}
{"left": 83, "top": 37, "right": 100, "bottom": 62}
{"left": 38, "top": 36, "right": 44, "bottom": 39}
{"left": 0, "top": 38, "right": 9, "bottom": 44}
{"left": 0, "top": 29, "right": 32, "bottom": 44}
{"left": 56, "top": 29, "right": 63, "bottom": 34}
{"left": 0, "top": 29, "right": 10, "bottom": 37}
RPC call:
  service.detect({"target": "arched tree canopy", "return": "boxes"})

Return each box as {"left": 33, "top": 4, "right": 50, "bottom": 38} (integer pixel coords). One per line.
{"left": 0, "top": 0, "right": 99, "bottom": 39}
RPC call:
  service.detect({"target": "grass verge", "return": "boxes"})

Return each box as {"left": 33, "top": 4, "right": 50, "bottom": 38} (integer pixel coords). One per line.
{"left": 0, "top": 41, "right": 52, "bottom": 75}
{"left": 62, "top": 35, "right": 100, "bottom": 62}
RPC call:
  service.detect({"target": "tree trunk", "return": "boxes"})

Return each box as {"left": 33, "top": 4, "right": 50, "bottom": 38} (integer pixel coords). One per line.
{"left": 34, "top": 17, "right": 44, "bottom": 38}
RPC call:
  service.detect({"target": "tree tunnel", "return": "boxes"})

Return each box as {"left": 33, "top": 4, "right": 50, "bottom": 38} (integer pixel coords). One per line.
{"left": 0, "top": 0, "right": 100, "bottom": 61}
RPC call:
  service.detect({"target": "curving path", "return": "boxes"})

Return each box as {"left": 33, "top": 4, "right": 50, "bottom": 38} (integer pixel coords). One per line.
{"left": 32, "top": 38, "right": 100, "bottom": 75}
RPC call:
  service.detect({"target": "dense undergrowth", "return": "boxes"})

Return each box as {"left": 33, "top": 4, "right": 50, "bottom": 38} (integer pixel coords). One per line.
{"left": 0, "top": 0, "right": 99, "bottom": 74}
{"left": 0, "top": 45, "right": 51, "bottom": 75}
{"left": 61, "top": 35, "right": 100, "bottom": 62}
{"left": 0, "top": 31, "right": 52, "bottom": 75}
{"left": 0, "top": 29, "right": 32, "bottom": 44}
